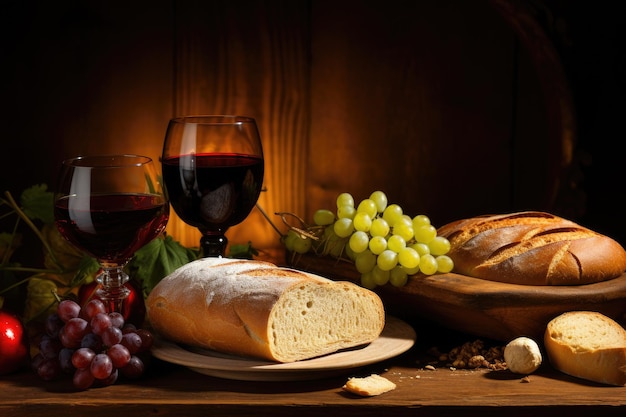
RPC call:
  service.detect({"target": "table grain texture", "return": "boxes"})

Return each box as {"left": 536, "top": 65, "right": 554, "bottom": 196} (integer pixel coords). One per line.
{"left": 2, "top": 330, "right": 626, "bottom": 417}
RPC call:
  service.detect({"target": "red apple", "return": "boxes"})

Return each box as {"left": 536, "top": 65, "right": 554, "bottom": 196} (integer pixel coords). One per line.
{"left": 0, "top": 309, "right": 29, "bottom": 375}
{"left": 78, "top": 280, "right": 146, "bottom": 326}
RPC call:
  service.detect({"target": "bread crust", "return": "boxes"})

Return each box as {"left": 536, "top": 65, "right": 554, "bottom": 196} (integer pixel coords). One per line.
{"left": 146, "top": 258, "right": 385, "bottom": 362}
{"left": 544, "top": 311, "right": 626, "bottom": 386}
{"left": 438, "top": 211, "right": 626, "bottom": 286}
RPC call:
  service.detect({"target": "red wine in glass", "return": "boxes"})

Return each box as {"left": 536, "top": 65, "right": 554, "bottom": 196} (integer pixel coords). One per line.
{"left": 53, "top": 154, "right": 169, "bottom": 314}
{"left": 161, "top": 116, "right": 264, "bottom": 257}
{"left": 162, "top": 153, "right": 263, "bottom": 232}
{"left": 54, "top": 193, "right": 169, "bottom": 265}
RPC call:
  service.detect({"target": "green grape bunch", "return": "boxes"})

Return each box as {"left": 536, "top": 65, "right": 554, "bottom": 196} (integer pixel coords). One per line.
{"left": 282, "top": 191, "right": 454, "bottom": 289}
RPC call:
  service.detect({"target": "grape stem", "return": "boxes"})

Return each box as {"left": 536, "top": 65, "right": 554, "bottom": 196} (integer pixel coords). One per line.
{"left": 255, "top": 203, "right": 323, "bottom": 241}
{"left": 274, "top": 212, "right": 323, "bottom": 241}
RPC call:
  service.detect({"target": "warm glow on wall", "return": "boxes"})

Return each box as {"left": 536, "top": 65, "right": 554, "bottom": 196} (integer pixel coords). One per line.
{"left": 0, "top": 0, "right": 592, "bottom": 262}
{"left": 164, "top": 210, "right": 201, "bottom": 249}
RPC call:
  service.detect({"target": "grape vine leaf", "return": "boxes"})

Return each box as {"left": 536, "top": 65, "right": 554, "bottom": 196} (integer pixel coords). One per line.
{"left": 0, "top": 231, "right": 21, "bottom": 260}
{"left": 229, "top": 242, "right": 259, "bottom": 259}
{"left": 70, "top": 255, "right": 101, "bottom": 287}
{"left": 20, "top": 184, "right": 54, "bottom": 225}
{"left": 128, "top": 235, "right": 198, "bottom": 296}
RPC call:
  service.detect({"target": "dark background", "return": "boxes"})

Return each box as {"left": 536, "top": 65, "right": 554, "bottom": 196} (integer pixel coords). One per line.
{"left": 543, "top": 0, "right": 626, "bottom": 243}
{"left": 1, "top": 0, "right": 624, "bottom": 246}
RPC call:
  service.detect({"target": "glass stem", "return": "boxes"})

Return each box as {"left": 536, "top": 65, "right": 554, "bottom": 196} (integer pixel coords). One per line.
{"left": 96, "top": 266, "right": 131, "bottom": 314}
{"left": 200, "top": 234, "right": 228, "bottom": 257}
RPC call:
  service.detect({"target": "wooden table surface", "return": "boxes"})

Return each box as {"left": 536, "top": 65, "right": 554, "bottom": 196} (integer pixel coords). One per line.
{"left": 2, "top": 320, "right": 626, "bottom": 417}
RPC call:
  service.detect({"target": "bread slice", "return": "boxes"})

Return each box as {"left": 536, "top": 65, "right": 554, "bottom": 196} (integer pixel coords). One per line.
{"left": 544, "top": 311, "right": 626, "bottom": 385}
{"left": 438, "top": 211, "right": 626, "bottom": 285}
{"left": 146, "top": 258, "right": 385, "bottom": 362}
{"left": 343, "top": 374, "right": 396, "bottom": 396}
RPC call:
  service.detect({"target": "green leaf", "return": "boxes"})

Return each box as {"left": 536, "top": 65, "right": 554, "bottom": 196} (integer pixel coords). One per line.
{"left": 69, "top": 256, "right": 101, "bottom": 288}
{"left": 228, "top": 242, "right": 259, "bottom": 259}
{"left": 0, "top": 232, "right": 22, "bottom": 263}
{"left": 128, "top": 235, "right": 198, "bottom": 296}
{"left": 20, "top": 184, "right": 54, "bottom": 225}
{"left": 0, "top": 232, "right": 19, "bottom": 250}
{"left": 0, "top": 232, "right": 13, "bottom": 246}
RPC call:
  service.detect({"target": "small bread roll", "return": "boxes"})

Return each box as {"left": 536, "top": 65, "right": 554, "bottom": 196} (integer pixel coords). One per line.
{"left": 504, "top": 337, "right": 542, "bottom": 374}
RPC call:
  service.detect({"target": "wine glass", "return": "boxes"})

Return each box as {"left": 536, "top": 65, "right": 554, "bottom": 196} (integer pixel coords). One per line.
{"left": 161, "top": 115, "right": 264, "bottom": 257}
{"left": 53, "top": 154, "right": 169, "bottom": 314}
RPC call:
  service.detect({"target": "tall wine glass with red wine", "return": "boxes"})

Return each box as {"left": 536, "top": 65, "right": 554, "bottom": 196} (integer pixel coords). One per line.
{"left": 161, "top": 115, "right": 264, "bottom": 257}
{"left": 54, "top": 155, "right": 169, "bottom": 313}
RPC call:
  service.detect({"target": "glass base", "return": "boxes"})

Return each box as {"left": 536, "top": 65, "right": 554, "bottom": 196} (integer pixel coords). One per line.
{"left": 96, "top": 267, "right": 131, "bottom": 313}
{"left": 200, "top": 234, "right": 228, "bottom": 257}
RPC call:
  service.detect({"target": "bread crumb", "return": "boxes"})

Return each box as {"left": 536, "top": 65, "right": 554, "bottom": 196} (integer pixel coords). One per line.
{"left": 427, "top": 340, "right": 506, "bottom": 371}
{"left": 343, "top": 374, "right": 396, "bottom": 396}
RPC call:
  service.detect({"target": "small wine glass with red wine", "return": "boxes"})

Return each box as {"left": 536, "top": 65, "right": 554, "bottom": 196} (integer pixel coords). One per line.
{"left": 54, "top": 155, "right": 169, "bottom": 313}
{"left": 161, "top": 115, "right": 264, "bottom": 257}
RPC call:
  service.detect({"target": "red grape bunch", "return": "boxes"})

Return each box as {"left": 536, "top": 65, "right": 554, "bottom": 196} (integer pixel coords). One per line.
{"left": 33, "top": 298, "right": 153, "bottom": 390}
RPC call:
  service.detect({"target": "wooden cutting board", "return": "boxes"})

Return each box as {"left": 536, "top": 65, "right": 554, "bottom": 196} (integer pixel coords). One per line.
{"left": 286, "top": 252, "right": 626, "bottom": 342}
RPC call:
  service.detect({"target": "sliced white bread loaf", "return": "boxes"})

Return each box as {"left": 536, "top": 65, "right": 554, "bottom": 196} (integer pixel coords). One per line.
{"left": 146, "top": 258, "right": 385, "bottom": 362}
{"left": 544, "top": 311, "right": 626, "bottom": 385}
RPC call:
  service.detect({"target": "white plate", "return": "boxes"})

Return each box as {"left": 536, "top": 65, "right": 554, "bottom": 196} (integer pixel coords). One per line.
{"left": 151, "top": 315, "right": 416, "bottom": 381}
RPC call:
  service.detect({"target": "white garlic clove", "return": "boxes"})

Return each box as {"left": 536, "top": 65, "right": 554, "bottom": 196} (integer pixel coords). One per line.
{"left": 504, "top": 336, "right": 542, "bottom": 375}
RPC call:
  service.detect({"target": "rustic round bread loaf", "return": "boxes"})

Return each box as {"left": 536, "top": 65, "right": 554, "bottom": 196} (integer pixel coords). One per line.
{"left": 437, "top": 211, "right": 626, "bottom": 285}
{"left": 146, "top": 258, "right": 385, "bottom": 362}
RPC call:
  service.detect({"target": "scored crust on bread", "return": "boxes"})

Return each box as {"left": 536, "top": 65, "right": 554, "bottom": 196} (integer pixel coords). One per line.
{"left": 437, "top": 211, "right": 626, "bottom": 285}
{"left": 544, "top": 311, "right": 626, "bottom": 386}
{"left": 146, "top": 258, "right": 385, "bottom": 363}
